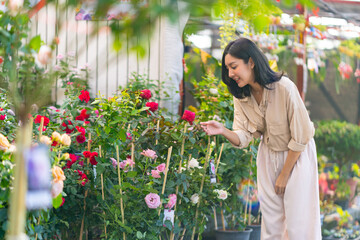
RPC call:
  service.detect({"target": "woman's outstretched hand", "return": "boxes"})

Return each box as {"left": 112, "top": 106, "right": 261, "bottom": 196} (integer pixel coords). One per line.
{"left": 200, "top": 120, "right": 224, "bottom": 136}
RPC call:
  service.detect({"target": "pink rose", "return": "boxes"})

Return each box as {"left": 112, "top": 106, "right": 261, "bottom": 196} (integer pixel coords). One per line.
{"left": 145, "top": 193, "right": 161, "bottom": 209}
{"left": 156, "top": 163, "right": 166, "bottom": 173}
{"left": 140, "top": 89, "right": 152, "bottom": 100}
{"left": 165, "top": 194, "right": 177, "bottom": 209}
{"left": 110, "top": 157, "right": 118, "bottom": 168}
{"left": 141, "top": 149, "right": 157, "bottom": 160}
{"left": 151, "top": 170, "right": 161, "bottom": 178}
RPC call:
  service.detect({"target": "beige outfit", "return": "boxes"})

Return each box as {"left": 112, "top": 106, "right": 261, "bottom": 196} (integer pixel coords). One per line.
{"left": 232, "top": 77, "right": 321, "bottom": 240}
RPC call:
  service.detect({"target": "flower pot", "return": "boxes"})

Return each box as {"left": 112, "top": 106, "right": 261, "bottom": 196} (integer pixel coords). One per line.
{"left": 247, "top": 225, "right": 261, "bottom": 240}
{"left": 215, "top": 228, "right": 253, "bottom": 240}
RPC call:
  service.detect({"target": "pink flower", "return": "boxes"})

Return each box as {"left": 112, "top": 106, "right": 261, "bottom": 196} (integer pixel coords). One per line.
{"left": 140, "top": 89, "right": 152, "bottom": 100}
{"left": 144, "top": 193, "right": 161, "bottom": 209}
{"left": 0, "top": 115, "right": 6, "bottom": 120}
{"left": 126, "top": 132, "right": 132, "bottom": 141}
{"left": 156, "top": 163, "right": 166, "bottom": 173}
{"left": 110, "top": 158, "right": 118, "bottom": 168}
{"left": 119, "top": 161, "right": 127, "bottom": 170}
{"left": 165, "top": 194, "right": 177, "bottom": 209}
{"left": 181, "top": 110, "right": 196, "bottom": 125}
{"left": 151, "top": 170, "right": 161, "bottom": 178}
{"left": 141, "top": 149, "right": 157, "bottom": 159}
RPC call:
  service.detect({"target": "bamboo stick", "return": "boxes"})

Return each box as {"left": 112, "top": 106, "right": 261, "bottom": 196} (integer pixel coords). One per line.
{"left": 243, "top": 154, "right": 253, "bottom": 225}
{"left": 79, "top": 133, "right": 91, "bottom": 240}
{"left": 99, "top": 145, "right": 107, "bottom": 239}
{"left": 131, "top": 142, "right": 135, "bottom": 170}
{"left": 191, "top": 138, "right": 212, "bottom": 240}
{"left": 116, "top": 145, "right": 126, "bottom": 240}
{"left": 248, "top": 200, "right": 253, "bottom": 226}
{"left": 215, "top": 144, "right": 224, "bottom": 174}
{"left": 155, "top": 119, "right": 160, "bottom": 145}
{"left": 179, "top": 228, "right": 187, "bottom": 240}
{"left": 39, "top": 117, "right": 44, "bottom": 139}
{"left": 221, "top": 203, "right": 225, "bottom": 230}
{"left": 213, "top": 208, "right": 218, "bottom": 230}
{"left": 170, "top": 126, "right": 187, "bottom": 240}
{"left": 158, "top": 146, "right": 173, "bottom": 216}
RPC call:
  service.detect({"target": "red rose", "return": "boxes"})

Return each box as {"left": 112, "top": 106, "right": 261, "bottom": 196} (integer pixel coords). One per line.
{"left": 90, "top": 156, "right": 98, "bottom": 165}
{"left": 75, "top": 115, "right": 85, "bottom": 121}
{"left": 140, "top": 89, "right": 152, "bottom": 100}
{"left": 91, "top": 152, "right": 98, "bottom": 157}
{"left": 76, "top": 126, "right": 86, "bottom": 136}
{"left": 181, "top": 110, "right": 196, "bottom": 125}
{"left": 80, "top": 109, "right": 90, "bottom": 119}
{"left": 69, "top": 154, "right": 77, "bottom": 162}
{"left": 62, "top": 120, "right": 74, "bottom": 134}
{"left": 76, "top": 134, "right": 86, "bottom": 144}
{"left": 146, "top": 102, "right": 158, "bottom": 112}
{"left": 34, "top": 115, "right": 50, "bottom": 126}
{"left": 79, "top": 90, "right": 90, "bottom": 103}
{"left": 83, "top": 151, "right": 91, "bottom": 158}
{"left": 51, "top": 140, "right": 59, "bottom": 147}
{"left": 0, "top": 115, "right": 6, "bottom": 120}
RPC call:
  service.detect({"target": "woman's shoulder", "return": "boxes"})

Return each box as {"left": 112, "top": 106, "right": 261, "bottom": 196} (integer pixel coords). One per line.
{"left": 272, "top": 76, "right": 297, "bottom": 93}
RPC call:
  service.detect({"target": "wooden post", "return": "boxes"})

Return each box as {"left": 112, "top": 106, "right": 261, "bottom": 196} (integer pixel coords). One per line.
{"left": 155, "top": 119, "right": 160, "bottom": 145}
{"left": 131, "top": 143, "right": 135, "bottom": 171}
{"left": 116, "top": 146, "right": 126, "bottom": 240}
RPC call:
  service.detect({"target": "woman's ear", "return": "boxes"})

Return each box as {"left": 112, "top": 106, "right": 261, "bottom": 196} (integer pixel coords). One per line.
{"left": 249, "top": 57, "right": 255, "bottom": 69}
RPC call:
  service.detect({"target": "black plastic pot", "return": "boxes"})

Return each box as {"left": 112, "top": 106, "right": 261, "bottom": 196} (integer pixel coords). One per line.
{"left": 215, "top": 228, "right": 253, "bottom": 240}
{"left": 247, "top": 225, "right": 261, "bottom": 240}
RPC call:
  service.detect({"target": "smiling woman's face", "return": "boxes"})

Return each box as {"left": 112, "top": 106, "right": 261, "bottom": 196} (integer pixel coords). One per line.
{"left": 224, "top": 54, "right": 255, "bottom": 88}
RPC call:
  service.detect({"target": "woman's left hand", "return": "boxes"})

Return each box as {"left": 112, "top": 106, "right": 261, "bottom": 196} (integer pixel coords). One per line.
{"left": 275, "top": 172, "right": 290, "bottom": 195}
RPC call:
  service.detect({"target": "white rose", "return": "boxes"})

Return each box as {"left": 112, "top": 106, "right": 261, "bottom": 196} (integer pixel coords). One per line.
{"left": 215, "top": 189, "right": 228, "bottom": 200}
{"left": 212, "top": 115, "right": 221, "bottom": 121}
{"left": 191, "top": 193, "right": 199, "bottom": 204}
{"left": 37, "top": 45, "right": 52, "bottom": 65}
{"left": 40, "top": 136, "right": 52, "bottom": 145}
{"left": 60, "top": 134, "right": 71, "bottom": 146}
{"left": 188, "top": 158, "right": 200, "bottom": 169}
{"left": 209, "top": 88, "right": 218, "bottom": 95}
{"left": 51, "top": 180, "right": 64, "bottom": 198}
{"left": 8, "top": 0, "right": 23, "bottom": 15}
{"left": 52, "top": 131, "right": 61, "bottom": 142}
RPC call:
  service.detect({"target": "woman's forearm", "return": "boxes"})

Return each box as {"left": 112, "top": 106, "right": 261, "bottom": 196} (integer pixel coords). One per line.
{"left": 221, "top": 127, "right": 241, "bottom": 146}
{"left": 281, "top": 150, "right": 301, "bottom": 177}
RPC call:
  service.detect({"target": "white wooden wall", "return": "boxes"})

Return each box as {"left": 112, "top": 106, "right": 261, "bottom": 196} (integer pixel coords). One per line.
{"left": 29, "top": 1, "right": 166, "bottom": 104}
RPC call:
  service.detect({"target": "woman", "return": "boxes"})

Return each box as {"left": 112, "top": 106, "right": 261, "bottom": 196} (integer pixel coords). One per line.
{"left": 200, "top": 38, "right": 321, "bottom": 239}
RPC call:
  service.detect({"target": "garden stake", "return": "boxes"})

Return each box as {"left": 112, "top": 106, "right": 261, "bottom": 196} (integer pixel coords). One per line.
{"left": 243, "top": 154, "right": 253, "bottom": 225}
{"left": 116, "top": 145, "right": 126, "bottom": 240}
{"left": 79, "top": 133, "right": 91, "bottom": 240}
{"left": 213, "top": 143, "right": 224, "bottom": 231}
{"left": 179, "top": 228, "right": 187, "bottom": 240}
{"left": 248, "top": 200, "right": 253, "bottom": 226}
{"left": 39, "top": 116, "right": 44, "bottom": 139}
{"left": 99, "top": 145, "right": 107, "bottom": 239}
{"left": 158, "top": 146, "right": 173, "bottom": 216}
{"left": 155, "top": 119, "right": 160, "bottom": 145}
{"left": 170, "top": 125, "right": 187, "bottom": 240}
{"left": 191, "top": 138, "right": 212, "bottom": 240}
{"left": 178, "top": 154, "right": 192, "bottom": 206}
{"left": 131, "top": 142, "right": 135, "bottom": 170}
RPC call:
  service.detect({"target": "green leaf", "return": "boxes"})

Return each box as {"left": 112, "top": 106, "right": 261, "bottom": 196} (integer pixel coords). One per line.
{"left": 126, "top": 171, "right": 138, "bottom": 178}
{"left": 29, "top": 35, "right": 42, "bottom": 52}
{"left": 52, "top": 194, "right": 63, "bottom": 209}
{"left": 136, "top": 231, "right": 143, "bottom": 239}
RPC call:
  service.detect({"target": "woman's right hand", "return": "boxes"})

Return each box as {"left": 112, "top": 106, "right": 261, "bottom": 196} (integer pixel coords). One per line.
{"left": 200, "top": 120, "right": 225, "bottom": 136}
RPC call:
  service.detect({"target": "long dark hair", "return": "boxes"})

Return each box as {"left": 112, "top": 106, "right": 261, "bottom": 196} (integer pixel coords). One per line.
{"left": 222, "top": 37, "right": 283, "bottom": 99}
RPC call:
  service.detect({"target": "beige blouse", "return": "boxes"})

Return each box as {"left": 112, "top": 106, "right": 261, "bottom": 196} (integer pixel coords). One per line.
{"left": 232, "top": 76, "right": 314, "bottom": 152}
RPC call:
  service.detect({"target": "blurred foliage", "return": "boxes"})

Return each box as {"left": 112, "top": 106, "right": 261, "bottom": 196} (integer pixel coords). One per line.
{"left": 315, "top": 120, "right": 360, "bottom": 178}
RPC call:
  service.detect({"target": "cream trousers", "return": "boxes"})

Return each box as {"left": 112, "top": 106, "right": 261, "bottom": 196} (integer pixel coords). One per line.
{"left": 257, "top": 138, "right": 321, "bottom": 240}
